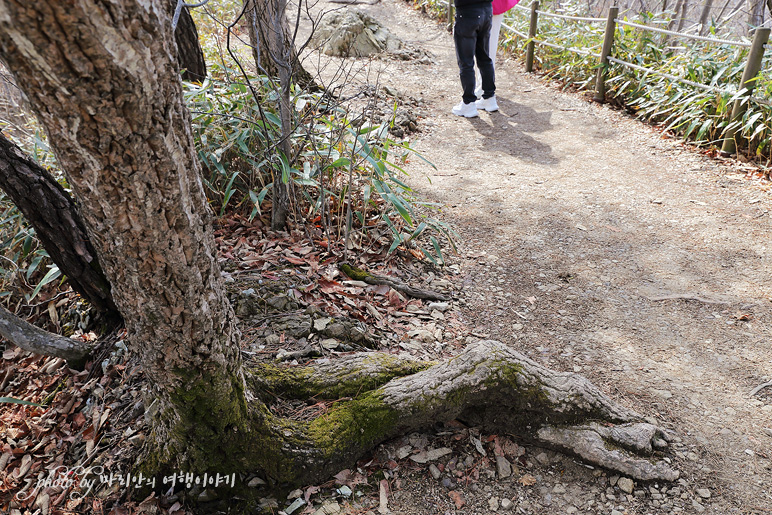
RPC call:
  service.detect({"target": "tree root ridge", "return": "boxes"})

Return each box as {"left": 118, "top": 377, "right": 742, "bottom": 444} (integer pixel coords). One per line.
{"left": 0, "top": 305, "right": 93, "bottom": 366}
{"left": 262, "top": 340, "right": 679, "bottom": 485}
{"left": 537, "top": 424, "right": 679, "bottom": 481}
{"left": 339, "top": 263, "right": 449, "bottom": 301}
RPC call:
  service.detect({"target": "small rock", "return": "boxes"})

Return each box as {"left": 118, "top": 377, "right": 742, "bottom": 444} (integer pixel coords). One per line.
{"left": 197, "top": 490, "right": 216, "bottom": 502}
{"left": 488, "top": 497, "right": 499, "bottom": 511}
{"left": 441, "top": 477, "right": 455, "bottom": 489}
{"left": 259, "top": 498, "right": 279, "bottom": 510}
{"left": 552, "top": 483, "right": 566, "bottom": 494}
{"left": 396, "top": 445, "right": 412, "bottom": 459}
{"left": 534, "top": 452, "right": 551, "bottom": 465}
{"left": 618, "top": 477, "right": 634, "bottom": 494}
{"left": 608, "top": 475, "right": 620, "bottom": 487}
{"left": 285, "top": 498, "right": 305, "bottom": 515}
{"left": 321, "top": 338, "right": 339, "bottom": 350}
{"left": 427, "top": 302, "right": 450, "bottom": 312}
{"left": 692, "top": 499, "right": 705, "bottom": 512}
{"left": 429, "top": 464, "right": 441, "bottom": 480}
{"left": 696, "top": 488, "right": 711, "bottom": 499}
{"left": 383, "top": 85, "right": 400, "bottom": 97}
{"left": 288, "top": 489, "right": 303, "bottom": 500}
{"left": 313, "top": 501, "right": 341, "bottom": 515}
{"left": 409, "top": 447, "right": 452, "bottom": 464}
{"left": 313, "top": 317, "right": 332, "bottom": 331}
{"left": 496, "top": 456, "right": 512, "bottom": 478}
{"left": 500, "top": 498, "right": 514, "bottom": 511}
{"left": 611, "top": 510, "right": 623, "bottom": 515}
{"left": 430, "top": 309, "right": 445, "bottom": 320}
{"left": 336, "top": 485, "right": 352, "bottom": 497}
{"left": 247, "top": 476, "right": 266, "bottom": 487}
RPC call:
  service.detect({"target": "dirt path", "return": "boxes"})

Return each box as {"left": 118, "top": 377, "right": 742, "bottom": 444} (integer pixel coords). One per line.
{"left": 303, "top": 1, "right": 772, "bottom": 513}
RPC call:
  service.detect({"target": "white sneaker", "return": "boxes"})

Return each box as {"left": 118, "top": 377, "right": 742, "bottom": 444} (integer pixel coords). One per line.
{"left": 475, "top": 95, "right": 499, "bottom": 112}
{"left": 474, "top": 86, "right": 484, "bottom": 99}
{"left": 452, "top": 101, "right": 479, "bottom": 118}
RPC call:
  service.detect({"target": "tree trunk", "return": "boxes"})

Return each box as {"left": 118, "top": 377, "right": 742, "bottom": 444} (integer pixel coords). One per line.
{"left": 0, "top": 134, "right": 118, "bottom": 318}
{"left": 668, "top": 0, "right": 684, "bottom": 30}
{"left": 698, "top": 0, "right": 715, "bottom": 35}
{"left": 677, "top": 0, "right": 689, "bottom": 32}
{"left": 0, "top": 0, "right": 246, "bottom": 474}
{"left": 245, "top": 0, "right": 317, "bottom": 90}
{"left": 0, "top": 0, "right": 680, "bottom": 500}
{"left": 245, "top": 0, "right": 297, "bottom": 230}
{"left": 749, "top": 0, "right": 765, "bottom": 27}
{"left": 173, "top": 2, "right": 207, "bottom": 82}
{"left": 767, "top": 0, "right": 772, "bottom": 25}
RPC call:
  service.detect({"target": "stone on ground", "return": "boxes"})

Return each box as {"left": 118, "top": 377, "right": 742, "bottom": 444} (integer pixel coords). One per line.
{"left": 312, "top": 10, "right": 403, "bottom": 57}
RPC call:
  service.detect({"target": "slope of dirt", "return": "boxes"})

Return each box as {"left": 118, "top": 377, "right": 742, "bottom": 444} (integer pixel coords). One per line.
{"left": 298, "top": 0, "right": 772, "bottom": 513}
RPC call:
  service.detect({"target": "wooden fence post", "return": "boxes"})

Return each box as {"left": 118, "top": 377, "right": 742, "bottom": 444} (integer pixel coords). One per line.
{"left": 721, "top": 27, "right": 770, "bottom": 155}
{"left": 525, "top": 1, "right": 539, "bottom": 72}
{"left": 448, "top": 0, "right": 455, "bottom": 32}
{"left": 594, "top": 6, "right": 619, "bottom": 102}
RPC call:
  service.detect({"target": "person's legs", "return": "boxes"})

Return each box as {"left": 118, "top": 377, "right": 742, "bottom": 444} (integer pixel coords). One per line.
{"left": 489, "top": 13, "right": 503, "bottom": 69}
{"left": 474, "top": 10, "right": 501, "bottom": 97}
{"left": 454, "top": 10, "right": 479, "bottom": 105}
{"left": 475, "top": 8, "right": 495, "bottom": 100}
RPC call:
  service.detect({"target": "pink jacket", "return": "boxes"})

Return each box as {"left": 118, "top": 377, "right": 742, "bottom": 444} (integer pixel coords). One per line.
{"left": 492, "top": 0, "right": 519, "bottom": 15}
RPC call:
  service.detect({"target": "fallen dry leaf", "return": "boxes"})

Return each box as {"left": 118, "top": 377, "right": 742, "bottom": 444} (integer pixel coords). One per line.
{"left": 448, "top": 490, "right": 465, "bottom": 509}
{"left": 519, "top": 473, "right": 537, "bottom": 486}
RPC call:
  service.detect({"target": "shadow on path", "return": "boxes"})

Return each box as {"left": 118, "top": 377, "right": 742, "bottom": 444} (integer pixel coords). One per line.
{"left": 463, "top": 96, "right": 560, "bottom": 166}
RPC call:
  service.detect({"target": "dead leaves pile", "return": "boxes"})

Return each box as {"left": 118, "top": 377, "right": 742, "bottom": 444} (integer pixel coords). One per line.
{"left": 0, "top": 341, "right": 163, "bottom": 515}
{"left": 215, "top": 214, "right": 459, "bottom": 357}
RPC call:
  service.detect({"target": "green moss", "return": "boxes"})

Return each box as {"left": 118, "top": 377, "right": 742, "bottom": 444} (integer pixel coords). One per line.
{"left": 248, "top": 362, "right": 316, "bottom": 399}
{"left": 307, "top": 390, "right": 398, "bottom": 456}
{"left": 339, "top": 263, "right": 372, "bottom": 281}
{"left": 249, "top": 354, "right": 431, "bottom": 400}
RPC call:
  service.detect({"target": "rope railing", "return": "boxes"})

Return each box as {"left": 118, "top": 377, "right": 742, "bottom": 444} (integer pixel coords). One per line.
{"left": 498, "top": 1, "right": 771, "bottom": 154}
{"left": 606, "top": 56, "right": 734, "bottom": 94}
{"left": 533, "top": 37, "right": 602, "bottom": 58}
{"left": 615, "top": 19, "right": 752, "bottom": 48}
{"left": 501, "top": 22, "right": 528, "bottom": 40}
{"left": 535, "top": 10, "right": 604, "bottom": 23}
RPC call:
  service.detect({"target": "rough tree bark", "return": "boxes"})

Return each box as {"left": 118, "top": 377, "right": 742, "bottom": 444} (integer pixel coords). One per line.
{"left": 244, "top": 0, "right": 316, "bottom": 89}
{"left": 0, "top": 305, "right": 93, "bottom": 365}
{"left": 0, "top": 0, "right": 245, "bottom": 474}
{"left": 0, "top": 0, "right": 678, "bottom": 501}
{"left": 0, "top": 134, "right": 118, "bottom": 318}
{"left": 244, "top": 0, "right": 303, "bottom": 230}
{"left": 173, "top": 1, "right": 207, "bottom": 82}
{"left": 249, "top": 341, "right": 678, "bottom": 485}
{"left": 749, "top": 0, "right": 766, "bottom": 27}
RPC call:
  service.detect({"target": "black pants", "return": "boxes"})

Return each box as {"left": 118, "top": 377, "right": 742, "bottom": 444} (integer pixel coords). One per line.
{"left": 454, "top": 4, "right": 495, "bottom": 104}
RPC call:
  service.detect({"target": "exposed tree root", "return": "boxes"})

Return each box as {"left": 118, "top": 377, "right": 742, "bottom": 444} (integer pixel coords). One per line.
{"left": 249, "top": 340, "right": 678, "bottom": 487}
{"left": 339, "top": 263, "right": 449, "bottom": 301}
{"left": 0, "top": 306, "right": 92, "bottom": 366}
